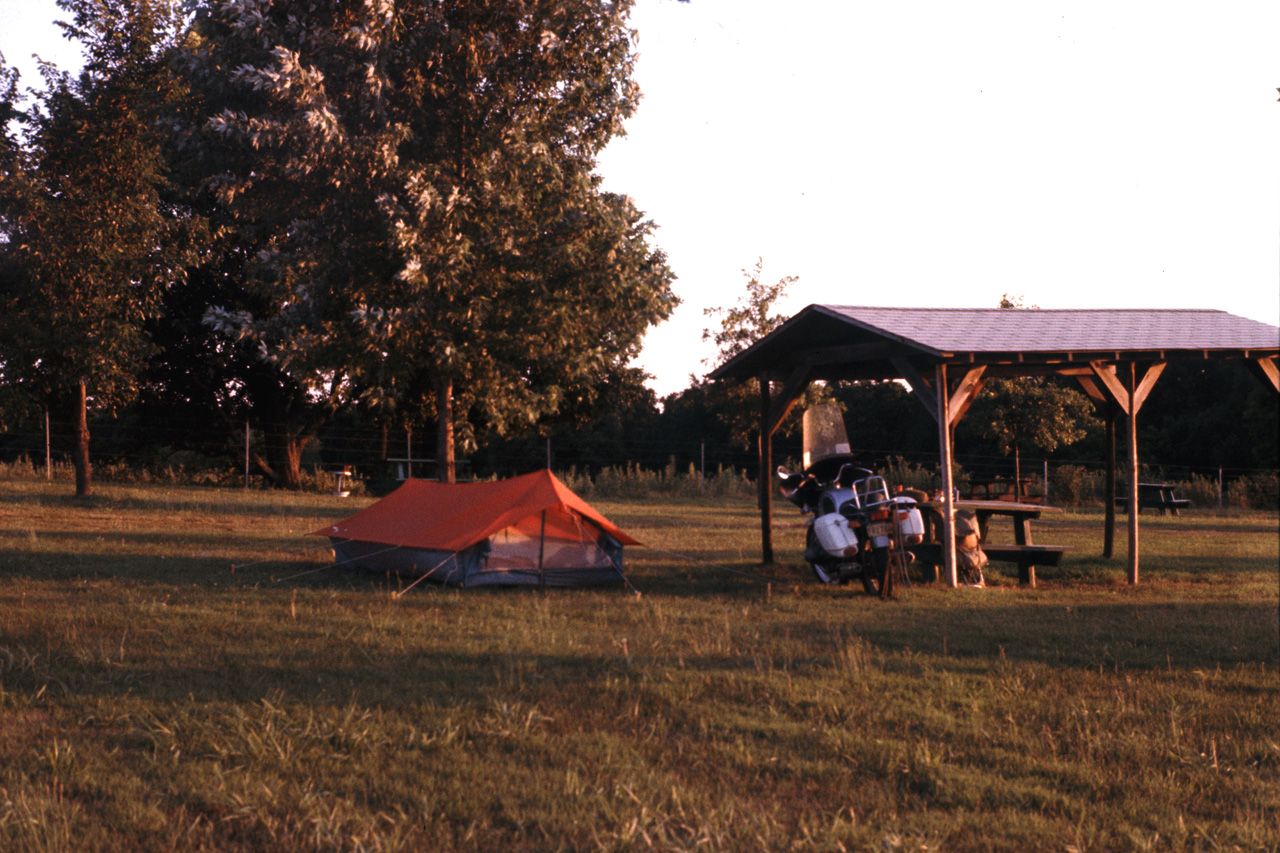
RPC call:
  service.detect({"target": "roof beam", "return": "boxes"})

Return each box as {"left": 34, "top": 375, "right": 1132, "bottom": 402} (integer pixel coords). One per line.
{"left": 892, "top": 358, "right": 938, "bottom": 422}
{"left": 893, "top": 360, "right": 987, "bottom": 427}
{"left": 765, "top": 365, "right": 812, "bottom": 437}
{"left": 1088, "top": 361, "right": 1166, "bottom": 416}
{"left": 947, "top": 366, "right": 988, "bottom": 428}
{"left": 1245, "top": 356, "right": 1280, "bottom": 395}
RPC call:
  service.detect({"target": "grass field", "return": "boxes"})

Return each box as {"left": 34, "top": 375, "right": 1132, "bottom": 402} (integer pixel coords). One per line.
{"left": 1, "top": 478, "right": 1277, "bottom": 852}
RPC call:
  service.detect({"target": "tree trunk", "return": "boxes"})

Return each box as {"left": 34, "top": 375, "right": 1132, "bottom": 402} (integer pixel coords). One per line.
{"left": 436, "top": 373, "right": 456, "bottom": 484}
{"left": 1013, "top": 442, "right": 1021, "bottom": 495}
{"left": 73, "top": 378, "right": 92, "bottom": 497}
{"left": 261, "top": 423, "right": 308, "bottom": 489}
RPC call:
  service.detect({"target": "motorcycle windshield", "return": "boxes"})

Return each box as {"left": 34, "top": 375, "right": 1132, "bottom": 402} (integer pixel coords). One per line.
{"left": 802, "top": 403, "right": 852, "bottom": 476}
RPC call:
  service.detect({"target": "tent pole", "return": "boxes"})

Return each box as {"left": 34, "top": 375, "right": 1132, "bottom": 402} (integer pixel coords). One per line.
{"left": 538, "top": 510, "right": 547, "bottom": 589}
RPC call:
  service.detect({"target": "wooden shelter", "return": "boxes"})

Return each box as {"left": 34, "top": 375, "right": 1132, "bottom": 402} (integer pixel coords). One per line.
{"left": 708, "top": 306, "right": 1280, "bottom": 586}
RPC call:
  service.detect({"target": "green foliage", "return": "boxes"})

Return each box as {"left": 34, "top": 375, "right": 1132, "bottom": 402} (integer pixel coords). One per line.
{"left": 694, "top": 258, "right": 826, "bottom": 449}
{"left": 966, "top": 376, "right": 1097, "bottom": 459}
{"left": 175, "top": 0, "right": 676, "bottom": 485}
{"left": 1139, "top": 360, "right": 1280, "bottom": 471}
{"left": 0, "top": 0, "right": 195, "bottom": 495}
{"left": 831, "top": 380, "right": 940, "bottom": 461}
{"left": 702, "top": 257, "right": 796, "bottom": 363}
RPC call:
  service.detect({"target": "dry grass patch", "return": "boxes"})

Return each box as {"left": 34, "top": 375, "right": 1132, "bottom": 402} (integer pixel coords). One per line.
{"left": 1, "top": 481, "right": 1277, "bottom": 851}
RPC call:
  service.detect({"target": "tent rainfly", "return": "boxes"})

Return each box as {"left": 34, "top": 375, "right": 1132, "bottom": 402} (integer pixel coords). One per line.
{"left": 311, "top": 470, "right": 639, "bottom": 587}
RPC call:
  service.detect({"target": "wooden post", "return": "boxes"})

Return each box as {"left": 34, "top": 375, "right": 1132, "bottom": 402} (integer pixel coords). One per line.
{"left": 936, "top": 364, "right": 958, "bottom": 587}
{"left": 1103, "top": 407, "right": 1116, "bottom": 559}
{"left": 45, "top": 408, "right": 51, "bottom": 480}
{"left": 1125, "top": 362, "right": 1140, "bottom": 585}
{"left": 405, "top": 427, "right": 412, "bottom": 480}
{"left": 758, "top": 376, "right": 774, "bottom": 564}
{"left": 243, "top": 417, "right": 250, "bottom": 489}
{"left": 1085, "top": 359, "right": 1164, "bottom": 582}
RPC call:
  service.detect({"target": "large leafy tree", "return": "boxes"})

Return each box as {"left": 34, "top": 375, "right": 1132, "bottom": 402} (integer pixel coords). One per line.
{"left": 0, "top": 0, "right": 191, "bottom": 496}
{"left": 176, "top": 0, "right": 675, "bottom": 485}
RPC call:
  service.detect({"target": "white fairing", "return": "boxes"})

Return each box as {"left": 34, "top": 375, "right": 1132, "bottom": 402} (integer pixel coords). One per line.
{"left": 813, "top": 512, "right": 859, "bottom": 557}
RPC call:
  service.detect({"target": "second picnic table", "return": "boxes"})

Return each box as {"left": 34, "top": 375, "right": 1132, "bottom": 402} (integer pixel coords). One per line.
{"left": 1113, "top": 483, "right": 1190, "bottom": 516}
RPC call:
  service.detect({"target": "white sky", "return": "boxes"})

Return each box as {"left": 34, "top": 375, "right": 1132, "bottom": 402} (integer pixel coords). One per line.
{"left": 5, "top": 0, "right": 1278, "bottom": 399}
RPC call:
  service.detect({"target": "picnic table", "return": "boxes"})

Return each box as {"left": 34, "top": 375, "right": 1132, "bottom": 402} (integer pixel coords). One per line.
{"left": 962, "top": 477, "right": 1041, "bottom": 503}
{"left": 910, "top": 499, "right": 1067, "bottom": 588}
{"left": 1113, "top": 483, "right": 1190, "bottom": 516}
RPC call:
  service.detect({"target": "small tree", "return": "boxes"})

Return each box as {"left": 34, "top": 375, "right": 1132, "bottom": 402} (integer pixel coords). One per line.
{"left": 964, "top": 295, "right": 1097, "bottom": 486}
{"left": 700, "top": 258, "right": 825, "bottom": 449}
{"left": 0, "top": 0, "right": 191, "bottom": 495}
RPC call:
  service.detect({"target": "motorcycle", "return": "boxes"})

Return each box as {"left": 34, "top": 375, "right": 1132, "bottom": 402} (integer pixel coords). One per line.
{"left": 777, "top": 404, "right": 926, "bottom": 595}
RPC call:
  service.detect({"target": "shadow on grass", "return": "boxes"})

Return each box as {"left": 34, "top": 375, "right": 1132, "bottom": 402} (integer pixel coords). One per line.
{"left": 5, "top": 596, "right": 1275, "bottom": 713}
{"left": 0, "top": 547, "right": 334, "bottom": 586}
{"left": 775, "top": 598, "right": 1280, "bottom": 673}
{"left": 0, "top": 488, "right": 361, "bottom": 521}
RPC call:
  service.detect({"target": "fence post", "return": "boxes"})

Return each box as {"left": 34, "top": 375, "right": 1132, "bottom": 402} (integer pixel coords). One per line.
{"left": 1218, "top": 468, "right": 1223, "bottom": 509}
{"left": 45, "top": 408, "right": 52, "bottom": 480}
{"left": 700, "top": 441, "right": 706, "bottom": 494}
{"left": 244, "top": 419, "right": 250, "bottom": 489}
{"left": 1043, "top": 460, "right": 1049, "bottom": 503}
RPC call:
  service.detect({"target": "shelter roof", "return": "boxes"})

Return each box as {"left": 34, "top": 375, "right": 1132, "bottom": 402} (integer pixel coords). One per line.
{"left": 710, "top": 305, "right": 1280, "bottom": 383}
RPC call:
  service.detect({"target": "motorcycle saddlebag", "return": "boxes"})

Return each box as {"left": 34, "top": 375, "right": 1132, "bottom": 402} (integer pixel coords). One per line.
{"left": 814, "top": 512, "right": 859, "bottom": 557}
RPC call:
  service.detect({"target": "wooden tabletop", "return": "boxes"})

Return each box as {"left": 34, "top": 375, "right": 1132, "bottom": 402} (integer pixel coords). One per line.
{"left": 917, "top": 500, "right": 1063, "bottom": 514}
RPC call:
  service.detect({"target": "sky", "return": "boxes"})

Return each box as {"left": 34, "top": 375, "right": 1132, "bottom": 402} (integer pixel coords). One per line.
{"left": 4, "top": 0, "right": 1278, "bottom": 398}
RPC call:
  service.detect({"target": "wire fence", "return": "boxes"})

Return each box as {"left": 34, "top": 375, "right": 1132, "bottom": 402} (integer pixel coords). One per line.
{"left": 2, "top": 415, "right": 1276, "bottom": 510}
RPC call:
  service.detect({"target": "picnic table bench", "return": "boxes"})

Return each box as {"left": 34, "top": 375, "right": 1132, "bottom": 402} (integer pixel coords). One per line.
{"left": 912, "top": 499, "right": 1068, "bottom": 588}
{"left": 1113, "top": 483, "right": 1190, "bottom": 516}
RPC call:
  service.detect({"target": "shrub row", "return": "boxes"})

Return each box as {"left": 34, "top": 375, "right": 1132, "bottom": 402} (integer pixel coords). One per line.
{"left": 3, "top": 454, "right": 1274, "bottom": 511}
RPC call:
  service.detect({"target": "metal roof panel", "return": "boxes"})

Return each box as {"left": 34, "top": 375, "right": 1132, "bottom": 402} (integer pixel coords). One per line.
{"left": 822, "top": 307, "right": 1280, "bottom": 353}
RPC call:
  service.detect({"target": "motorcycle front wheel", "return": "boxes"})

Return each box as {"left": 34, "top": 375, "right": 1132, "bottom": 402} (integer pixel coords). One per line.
{"left": 861, "top": 548, "right": 890, "bottom": 595}
{"left": 805, "top": 527, "right": 843, "bottom": 585}
{"left": 810, "top": 561, "right": 838, "bottom": 585}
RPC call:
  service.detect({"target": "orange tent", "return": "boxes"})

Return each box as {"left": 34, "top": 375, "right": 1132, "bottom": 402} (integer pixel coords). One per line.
{"left": 311, "top": 470, "right": 639, "bottom": 587}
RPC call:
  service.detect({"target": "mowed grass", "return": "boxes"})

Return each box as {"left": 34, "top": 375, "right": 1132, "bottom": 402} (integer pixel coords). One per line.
{"left": 0, "top": 478, "right": 1277, "bottom": 852}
